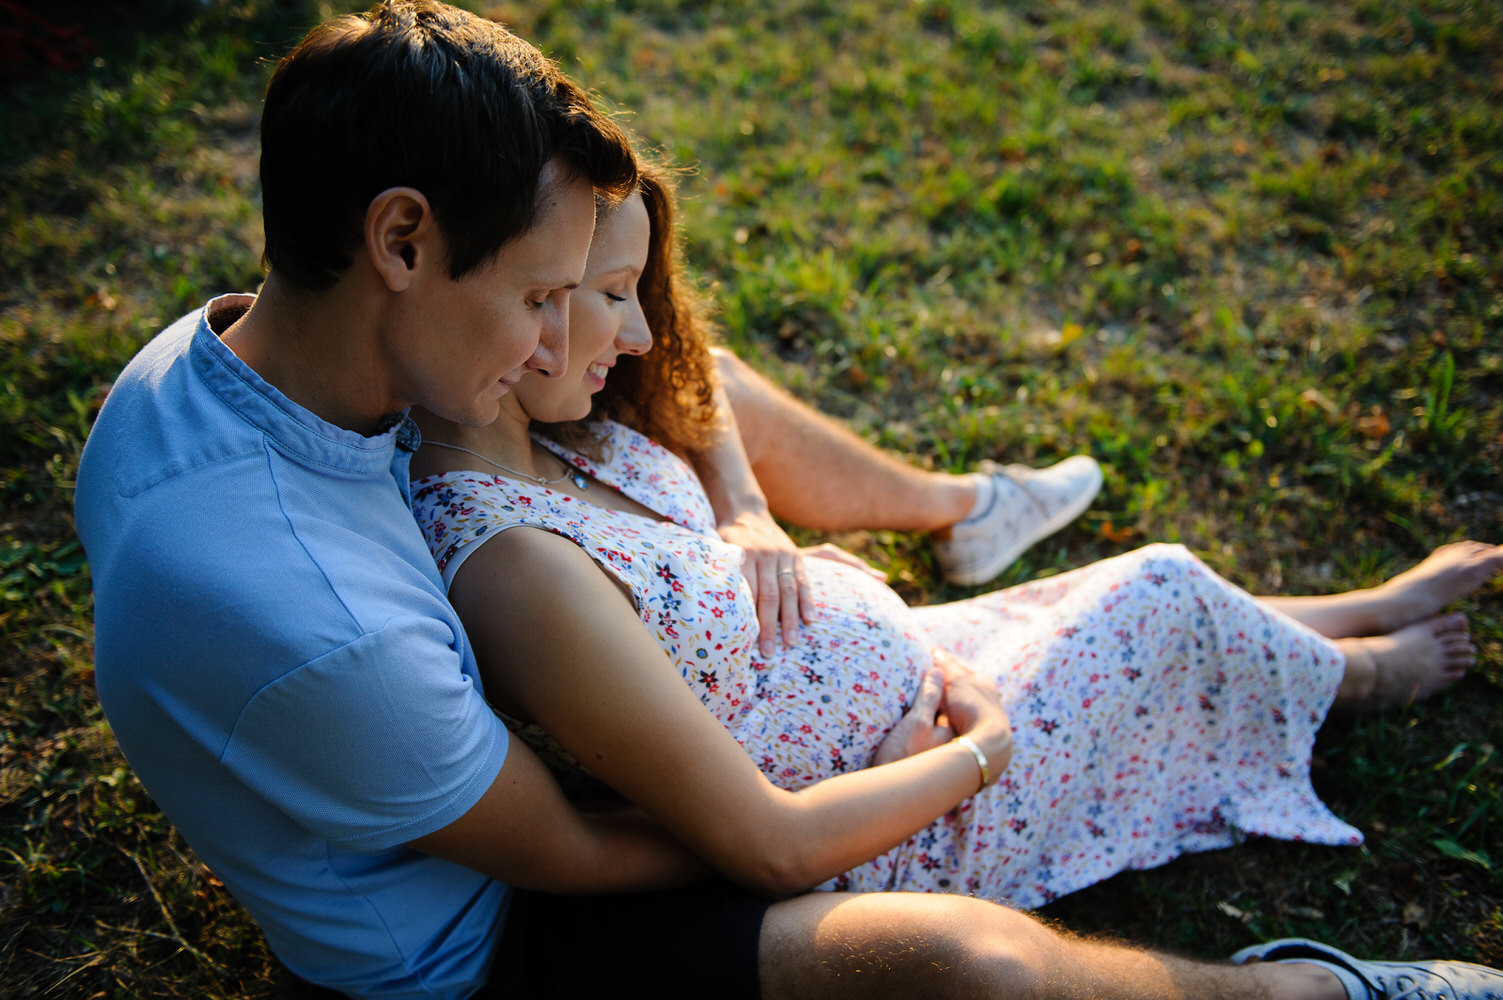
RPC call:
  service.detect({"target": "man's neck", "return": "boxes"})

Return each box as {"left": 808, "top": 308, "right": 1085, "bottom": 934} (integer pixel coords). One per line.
{"left": 221, "top": 272, "right": 403, "bottom": 436}
{"left": 410, "top": 400, "right": 536, "bottom": 481}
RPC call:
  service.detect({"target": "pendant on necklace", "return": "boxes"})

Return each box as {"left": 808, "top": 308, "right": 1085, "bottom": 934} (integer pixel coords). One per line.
{"left": 568, "top": 469, "right": 590, "bottom": 491}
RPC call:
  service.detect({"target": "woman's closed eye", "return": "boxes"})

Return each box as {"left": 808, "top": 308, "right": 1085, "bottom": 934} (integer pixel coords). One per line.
{"left": 604, "top": 291, "right": 627, "bottom": 303}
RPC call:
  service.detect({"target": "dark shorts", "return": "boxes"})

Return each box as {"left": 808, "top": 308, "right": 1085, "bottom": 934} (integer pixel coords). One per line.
{"left": 481, "top": 882, "right": 770, "bottom": 1000}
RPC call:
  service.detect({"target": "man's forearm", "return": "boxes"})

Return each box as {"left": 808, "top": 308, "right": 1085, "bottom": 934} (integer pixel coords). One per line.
{"left": 409, "top": 736, "right": 710, "bottom": 895}
{"left": 566, "top": 803, "right": 712, "bottom": 894}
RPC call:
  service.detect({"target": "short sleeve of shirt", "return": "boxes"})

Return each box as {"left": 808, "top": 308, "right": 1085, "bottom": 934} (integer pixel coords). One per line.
{"left": 223, "top": 614, "right": 508, "bottom": 852}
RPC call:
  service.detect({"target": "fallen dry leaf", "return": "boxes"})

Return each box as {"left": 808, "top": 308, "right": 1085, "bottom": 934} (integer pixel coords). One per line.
{"left": 1355, "top": 408, "right": 1390, "bottom": 440}
{"left": 1298, "top": 387, "right": 1339, "bottom": 415}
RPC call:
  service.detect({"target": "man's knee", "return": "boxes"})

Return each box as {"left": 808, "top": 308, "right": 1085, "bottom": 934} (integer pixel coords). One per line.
{"left": 711, "top": 348, "right": 781, "bottom": 455}
{"left": 713, "top": 347, "right": 753, "bottom": 399}
{"left": 758, "top": 893, "right": 1050, "bottom": 1000}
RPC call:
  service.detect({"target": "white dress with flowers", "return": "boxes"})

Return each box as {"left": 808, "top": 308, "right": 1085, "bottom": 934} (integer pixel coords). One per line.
{"left": 410, "top": 420, "right": 1360, "bottom": 908}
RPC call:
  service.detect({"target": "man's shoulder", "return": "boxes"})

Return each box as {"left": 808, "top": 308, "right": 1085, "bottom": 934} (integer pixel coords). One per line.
{"left": 78, "top": 296, "right": 446, "bottom": 659}
{"left": 79, "top": 299, "right": 267, "bottom": 501}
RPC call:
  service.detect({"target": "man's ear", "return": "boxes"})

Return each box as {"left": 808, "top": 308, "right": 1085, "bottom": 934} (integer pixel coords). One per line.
{"left": 365, "top": 187, "right": 438, "bottom": 292}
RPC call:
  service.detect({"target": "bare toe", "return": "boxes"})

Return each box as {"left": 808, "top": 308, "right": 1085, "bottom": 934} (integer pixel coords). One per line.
{"left": 1433, "top": 611, "right": 1470, "bottom": 636}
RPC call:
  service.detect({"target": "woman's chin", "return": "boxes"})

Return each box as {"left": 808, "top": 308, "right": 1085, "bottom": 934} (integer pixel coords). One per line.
{"left": 527, "top": 399, "right": 595, "bottom": 424}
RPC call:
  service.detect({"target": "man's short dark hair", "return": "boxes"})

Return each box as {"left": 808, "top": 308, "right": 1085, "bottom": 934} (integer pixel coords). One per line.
{"left": 260, "top": 0, "right": 636, "bottom": 291}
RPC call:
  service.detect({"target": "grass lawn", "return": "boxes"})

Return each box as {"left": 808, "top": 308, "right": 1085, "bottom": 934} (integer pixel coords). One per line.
{"left": 2, "top": 0, "right": 1500, "bottom": 995}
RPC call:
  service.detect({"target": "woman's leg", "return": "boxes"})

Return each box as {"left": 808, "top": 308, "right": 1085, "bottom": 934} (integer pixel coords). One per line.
{"left": 1258, "top": 541, "right": 1503, "bottom": 709}
{"left": 1260, "top": 541, "right": 1503, "bottom": 638}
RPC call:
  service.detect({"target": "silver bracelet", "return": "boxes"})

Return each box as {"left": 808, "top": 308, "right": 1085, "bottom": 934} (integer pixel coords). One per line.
{"left": 955, "top": 735, "right": 990, "bottom": 791}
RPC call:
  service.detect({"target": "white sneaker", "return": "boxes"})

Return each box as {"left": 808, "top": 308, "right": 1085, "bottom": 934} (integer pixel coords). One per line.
{"left": 1231, "top": 937, "right": 1503, "bottom": 1000}
{"left": 931, "top": 455, "right": 1103, "bottom": 586}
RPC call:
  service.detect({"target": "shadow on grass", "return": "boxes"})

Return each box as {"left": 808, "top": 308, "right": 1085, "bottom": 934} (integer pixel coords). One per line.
{"left": 0, "top": 0, "right": 319, "bottom": 173}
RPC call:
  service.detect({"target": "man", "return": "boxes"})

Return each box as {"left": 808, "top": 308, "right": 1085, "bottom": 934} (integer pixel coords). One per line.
{"left": 75, "top": 4, "right": 675, "bottom": 995}
{"left": 75, "top": 3, "right": 1502, "bottom": 998}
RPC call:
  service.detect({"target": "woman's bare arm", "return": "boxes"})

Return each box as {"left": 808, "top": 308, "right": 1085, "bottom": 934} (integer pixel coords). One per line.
{"left": 691, "top": 386, "right": 812, "bottom": 656}
{"left": 449, "top": 526, "right": 1012, "bottom": 897}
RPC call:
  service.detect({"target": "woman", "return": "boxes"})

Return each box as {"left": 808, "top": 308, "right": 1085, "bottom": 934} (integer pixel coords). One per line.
{"left": 409, "top": 164, "right": 1498, "bottom": 906}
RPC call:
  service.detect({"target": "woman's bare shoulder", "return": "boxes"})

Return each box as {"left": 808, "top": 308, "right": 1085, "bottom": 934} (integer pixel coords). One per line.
{"left": 449, "top": 524, "right": 634, "bottom": 630}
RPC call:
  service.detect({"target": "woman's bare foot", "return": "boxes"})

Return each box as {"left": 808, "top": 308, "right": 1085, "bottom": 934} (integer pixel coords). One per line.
{"left": 1369, "top": 541, "right": 1503, "bottom": 628}
{"left": 1333, "top": 613, "right": 1475, "bottom": 710}
{"left": 1266, "top": 541, "right": 1503, "bottom": 638}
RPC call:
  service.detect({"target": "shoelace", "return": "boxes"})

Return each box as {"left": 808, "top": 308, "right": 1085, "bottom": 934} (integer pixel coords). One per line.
{"left": 986, "top": 465, "right": 1054, "bottom": 520}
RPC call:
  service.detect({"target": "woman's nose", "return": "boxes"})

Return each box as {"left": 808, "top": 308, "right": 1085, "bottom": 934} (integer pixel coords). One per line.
{"left": 618, "top": 297, "right": 653, "bottom": 355}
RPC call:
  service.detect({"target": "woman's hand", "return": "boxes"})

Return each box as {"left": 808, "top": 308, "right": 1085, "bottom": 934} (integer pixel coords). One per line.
{"left": 872, "top": 668, "right": 954, "bottom": 766}
{"left": 718, "top": 509, "right": 811, "bottom": 657}
{"left": 933, "top": 649, "right": 1013, "bottom": 783}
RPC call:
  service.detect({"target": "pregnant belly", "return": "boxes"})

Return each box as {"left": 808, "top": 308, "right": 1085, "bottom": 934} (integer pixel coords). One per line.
{"left": 732, "top": 556, "right": 931, "bottom": 789}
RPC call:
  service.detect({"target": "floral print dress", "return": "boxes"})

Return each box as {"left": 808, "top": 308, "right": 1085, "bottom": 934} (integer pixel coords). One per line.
{"left": 411, "top": 420, "right": 1360, "bottom": 908}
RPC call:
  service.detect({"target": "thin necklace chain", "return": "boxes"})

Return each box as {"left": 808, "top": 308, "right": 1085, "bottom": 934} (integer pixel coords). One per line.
{"left": 423, "top": 439, "right": 584, "bottom": 488}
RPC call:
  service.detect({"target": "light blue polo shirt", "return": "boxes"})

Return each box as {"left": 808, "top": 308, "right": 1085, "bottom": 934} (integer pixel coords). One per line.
{"left": 75, "top": 295, "right": 510, "bottom": 998}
